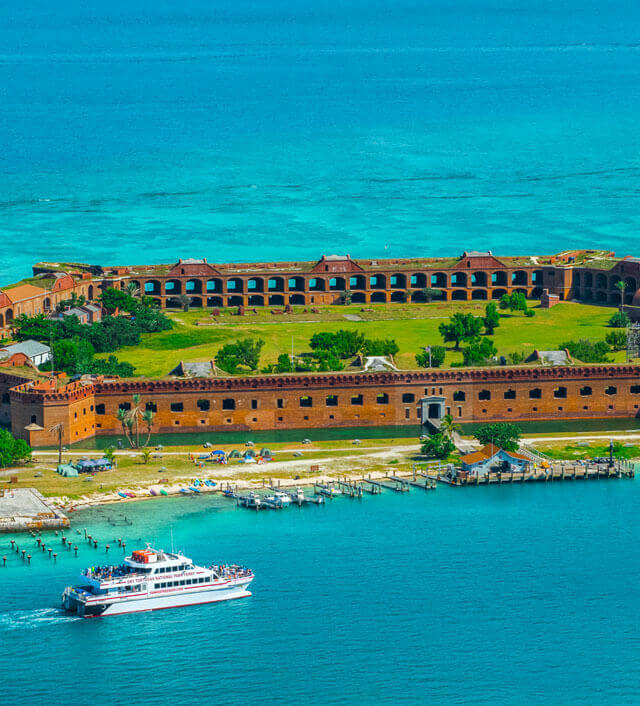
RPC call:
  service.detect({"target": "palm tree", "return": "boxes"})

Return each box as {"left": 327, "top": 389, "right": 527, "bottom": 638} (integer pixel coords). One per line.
{"left": 116, "top": 396, "right": 154, "bottom": 448}
{"left": 125, "top": 281, "right": 140, "bottom": 298}
{"left": 440, "top": 413, "right": 461, "bottom": 440}
{"left": 140, "top": 448, "right": 151, "bottom": 464}
{"left": 130, "top": 394, "right": 143, "bottom": 448}
{"left": 615, "top": 280, "right": 627, "bottom": 310}
{"left": 178, "top": 294, "right": 190, "bottom": 312}
{"left": 103, "top": 447, "right": 116, "bottom": 467}
{"left": 116, "top": 407, "right": 129, "bottom": 441}
{"left": 339, "top": 290, "right": 352, "bottom": 305}
{"left": 141, "top": 409, "right": 155, "bottom": 447}
{"left": 48, "top": 422, "right": 64, "bottom": 465}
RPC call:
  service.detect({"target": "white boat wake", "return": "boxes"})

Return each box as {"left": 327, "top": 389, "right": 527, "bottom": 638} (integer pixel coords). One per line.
{"left": 0, "top": 607, "right": 77, "bottom": 630}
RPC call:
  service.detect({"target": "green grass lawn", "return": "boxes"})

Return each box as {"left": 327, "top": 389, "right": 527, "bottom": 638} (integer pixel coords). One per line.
{"left": 100, "top": 300, "right": 625, "bottom": 377}
{"left": 533, "top": 441, "right": 640, "bottom": 461}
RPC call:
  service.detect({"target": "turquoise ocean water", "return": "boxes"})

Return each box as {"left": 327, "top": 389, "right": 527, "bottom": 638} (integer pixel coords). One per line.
{"left": 3, "top": 2, "right": 640, "bottom": 703}
{"left": 2, "top": 1, "right": 640, "bottom": 284}
{"left": 1, "top": 482, "right": 639, "bottom": 705}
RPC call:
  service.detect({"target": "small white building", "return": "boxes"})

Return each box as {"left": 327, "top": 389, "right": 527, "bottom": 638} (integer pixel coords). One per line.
{"left": 0, "top": 340, "right": 52, "bottom": 367}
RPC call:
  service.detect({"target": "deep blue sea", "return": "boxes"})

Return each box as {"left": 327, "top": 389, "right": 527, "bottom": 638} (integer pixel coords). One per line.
{"left": 2, "top": 0, "right": 640, "bottom": 284}
{"left": 1, "top": 482, "right": 639, "bottom": 705}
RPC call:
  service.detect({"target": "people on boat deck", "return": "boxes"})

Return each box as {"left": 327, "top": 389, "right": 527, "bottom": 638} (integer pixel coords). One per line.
{"left": 84, "top": 562, "right": 251, "bottom": 581}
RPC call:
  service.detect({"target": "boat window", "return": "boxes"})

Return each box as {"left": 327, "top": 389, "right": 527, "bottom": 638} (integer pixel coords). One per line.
{"left": 180, "top": 580, "right": 186, "bottom": 586}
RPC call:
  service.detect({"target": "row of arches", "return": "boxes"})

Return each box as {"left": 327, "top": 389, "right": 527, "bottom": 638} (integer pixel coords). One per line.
{"left": 0, "top": 309, "right": 12, "bottom": 327}
{"left": 578, "top": 289, "right": 637, "bottom": 305}
{"left": 574, "top": 272, "right": 637, "bottom": 292}
{"left": 127, "top": 269, "right": 543, "bottom": 297}
{"left": 159, "top": 287, "right": 543, "bottom": 308}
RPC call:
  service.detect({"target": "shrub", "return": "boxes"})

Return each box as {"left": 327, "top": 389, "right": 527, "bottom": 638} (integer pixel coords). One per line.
{"left": 0, "top": 429, "right": 32, "bottom": 468}
{"left": 462, "top": 338, "right": 497, "bottom": 366}
{"left": 362, "top": 338, "right": 399, "bottom": 357}
{"left": 421, "top": 431, "right": 455, "bottom": 459}
{"left": 499, "top": 292, "right": 529, "bottom": 314}
{"left": 524, "top": 309, "right": 535, "bottom": 317}
{"left": 605, "top": 330, "right": 627, "bottom": 351}
{"left": 609, "top": 311, "right": 630, "bottom": 328}
{"left": 310, "top": 330, "right": 365, "bottom": 358}
{"left": 216, "top": 338, "right": 265, "bottom": 374}
{"left": 561, "top": 339, "right": 612, "bottom": 363}
{"left": 415, "top": 345, "right": 446, "bottom": 368}
{"left": 508, "top": 351, "right": 527, "bottom": 365}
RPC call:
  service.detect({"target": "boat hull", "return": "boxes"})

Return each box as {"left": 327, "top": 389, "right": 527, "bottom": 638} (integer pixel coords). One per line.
{"left": 63, "top": 582, "right": 252, "bottom": 618}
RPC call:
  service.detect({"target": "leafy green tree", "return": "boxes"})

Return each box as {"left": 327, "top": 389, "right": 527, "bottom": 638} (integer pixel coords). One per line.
{"left": 91, "top": 355, "right": 135, "bottom": 377}
{"left": 438, "top": 313, "right": 483, "bottom": 349}
{"left": 362, "top": 338, "right": 399, "bottom": 357}
{"left": 473, "top": 423, "right": 522, "bottom": 452}
{"left": 39, "top": 337, "right": 94, "bottom": 374}
{"left": 421, "top": 431, "right": 455, "bottom": 459}
{"left": 0, "top": 429, "right": 32, "bottom": 467}
{"left": 609, "top": 311, "right": 630, "bottom": 328}
{"left": 420, "top": 287, "right": 442, "bottom": 303}
{"left": 339, "top": 290, "right": 352, "bottom": 305}
{"left": 130, "top": 305, "right": 173, "bottom": 333}
{"left": 12, "top": 314, "right": 56, "bottom": 342}
{"left": 99, "top": 287, "right": 138, "bottom": 314}
{"left": 313, "top": 348, "right": 344, "bottom": 372}
{"left": 483, "top": 302, "right": 501, "bottom": 334}
{"left": 462, "top": 338, "right": 497, "bottom": 365}
{"left": 605, "top": 330, "right": 627, "bottom": 351}
{"left": 216, "top": 338, "right": 265, "bottom": 374}
{"left": 415, "top": 345, "right": 446, "bottom": 368}
{"left": 309, "top": 330, "right": 366, "bottom": 358}
{"left": 87, "top": 316, "right": 141, "bottom": 352}
{"left": 499, "top": 292, "right": 529, "bottom": 314}
{"left": 561, "top": 339, "right": 612, "bottom": 363}
{"left": 273, "top": 353, "right": 295, "bottom": 373}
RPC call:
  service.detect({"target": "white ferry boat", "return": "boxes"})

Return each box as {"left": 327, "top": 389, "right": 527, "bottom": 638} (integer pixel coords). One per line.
{"left": 61, "top": 546, "right": 253, "bottom": 618}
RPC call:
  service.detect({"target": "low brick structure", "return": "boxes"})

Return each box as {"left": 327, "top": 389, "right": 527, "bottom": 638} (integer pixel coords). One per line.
{"left": 540, "top": 288, "right": 560, "bottom": 308}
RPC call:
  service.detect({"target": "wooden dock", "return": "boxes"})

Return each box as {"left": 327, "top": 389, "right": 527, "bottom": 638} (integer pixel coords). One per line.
{"left": 445, "top": 460, "right": 635, "bottom": 486}
{"left": 364, "top": 477, "right": 410, "bottom": 493}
